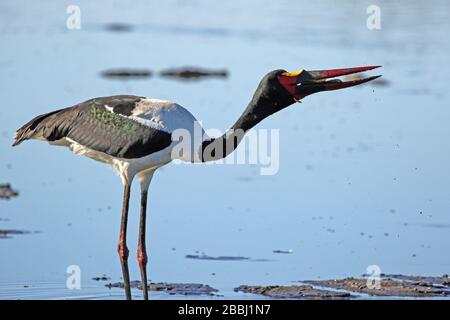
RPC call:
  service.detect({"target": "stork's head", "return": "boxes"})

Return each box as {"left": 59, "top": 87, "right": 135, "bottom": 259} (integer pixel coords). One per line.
{"left": 251, "top": 66, "right": 382, "bottom": 115}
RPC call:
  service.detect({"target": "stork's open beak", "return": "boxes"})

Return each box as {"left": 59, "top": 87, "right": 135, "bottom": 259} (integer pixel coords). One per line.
{"left": 279, "top": 66, "right": 382, "bottom": 101}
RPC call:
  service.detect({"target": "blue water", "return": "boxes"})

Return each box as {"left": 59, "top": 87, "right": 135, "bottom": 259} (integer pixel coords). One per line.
{"left": 1, "top": 0, "right": 449, "bottom": 299}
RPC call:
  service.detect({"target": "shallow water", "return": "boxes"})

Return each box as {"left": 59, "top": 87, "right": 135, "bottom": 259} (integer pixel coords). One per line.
{"left": 1, "top": 0, "right": 450, "bottom": 299}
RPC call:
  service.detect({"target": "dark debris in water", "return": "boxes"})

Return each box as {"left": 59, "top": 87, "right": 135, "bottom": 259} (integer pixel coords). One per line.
{"left": 104, "top": 23, "right": 134, "bottom": 32}
{"left": 235, "top": 285, "right": 351, "bottom": 300}
{"left": 273, "top": 249, "right": 294, "bottom": 254}
{"left": 100, "top": 69, "right": 152, "bottom": 79}
{"left": 186, "top": 254, "right": 250, "bottom": 261}
{"left": 106, "top": 281, "right": 218, "bottom": 296}
{"left": 186, "top": 254, "right": 270, "bottom": 262}
{"left": 0, "top": 229, "right": 34, "bottom": 239}
{"left": 0, "top": 183, "right": 18, "bottom": 200}
{"left": 160, "top": 67, "right": 228, "bottom": 80}
{"left": 92, "top": 275, "right": 111, "bottom": 281}
{"left": 304, "top": 275, "right": 450, "bottom": 297}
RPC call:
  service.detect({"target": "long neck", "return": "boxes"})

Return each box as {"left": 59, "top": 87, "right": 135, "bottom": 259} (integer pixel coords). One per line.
{"left": 201, "top": 98, "right": 271, "bottom": 162}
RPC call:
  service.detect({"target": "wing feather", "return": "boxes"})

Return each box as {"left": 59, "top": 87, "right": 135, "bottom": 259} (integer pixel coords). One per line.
{"left": 13, "top": 95, "right": 173, "bottom": 159}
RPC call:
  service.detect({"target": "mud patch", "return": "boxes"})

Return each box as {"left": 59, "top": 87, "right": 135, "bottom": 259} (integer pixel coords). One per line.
{"left": 381, "top": 274, "right": 450, "bottom": 288}
{"left": 304, "top": 275, "right": 450, "bottom": 297}
{"left": 160, "top": 67, "right": 228, "bottom": 80}
{"left": 106, "top": 281, "right": 218, "bottom": 296}
{"left": 100, "top": 69, "right": 152, "bottom": 79}
{"left": 235, "top": 285, "right": 352, "bottom": 299}
{"left": 0, "top": 183, "right": 18, "bottom": 200}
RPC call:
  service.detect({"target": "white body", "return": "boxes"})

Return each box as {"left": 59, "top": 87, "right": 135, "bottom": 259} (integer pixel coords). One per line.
{"left": 55, "top": 98, "right": 206, "bottom": 191}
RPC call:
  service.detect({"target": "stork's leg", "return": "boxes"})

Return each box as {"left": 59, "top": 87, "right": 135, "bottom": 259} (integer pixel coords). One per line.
{"left": 138, "top": 189, "right": 149, "bottom": 300}
{"left": 137, "top": 170, "right": 154, "bottom": 300}
{"left": 118, "top": 182, "right": 132, "bottom": 300}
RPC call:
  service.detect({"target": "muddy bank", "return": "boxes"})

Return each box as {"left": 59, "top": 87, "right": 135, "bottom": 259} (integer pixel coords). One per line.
{"left": 186, "top": 253, "right": 270, "bottom": 262}
{"left": 235, "top": 285, "right": 351, "bottom": 299}
{"left": 99, "top": 67, "right": 228, "bottom": 80}
{"left": 381, "top": 274, "right": 450, "bottom": 288}
{"left": 100, "top": 69, "right": 152, "bottom": 79}
{"left": 106, "top": 281, "right": 218, "bottom": 296}
{"left": 304, "top": 274, "right": 450, "bottom": 297}
{"left": 0, "top": 183, "right": 18, "bottom": 200}
{"left": 0, "top": 229, "right": 32, "bottom": 239}
{"left": 235, "top": 274, "right": 450, "bottom": 299}
{"left": 186, "top": 254, "right": 250, "bottom": 261}
{"left": 160, "top": 67, "right": 228, "bottom": 80}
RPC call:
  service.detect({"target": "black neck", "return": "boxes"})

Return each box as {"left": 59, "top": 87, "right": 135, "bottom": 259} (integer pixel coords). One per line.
{"left": 201, "top": 99, "right": 271, "bottom": 162}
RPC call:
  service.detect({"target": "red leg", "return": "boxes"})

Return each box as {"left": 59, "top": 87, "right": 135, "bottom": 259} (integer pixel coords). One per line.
{"left": 118, "top": 183, "right": 132, "bottom": 300}
{"left": 138, "top": 190, "right": 149, "bottom": 300}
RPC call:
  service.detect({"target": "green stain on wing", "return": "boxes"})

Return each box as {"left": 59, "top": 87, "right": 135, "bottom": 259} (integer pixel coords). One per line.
{"left": 90, "top": 107, "right": 138, "bottom": 133}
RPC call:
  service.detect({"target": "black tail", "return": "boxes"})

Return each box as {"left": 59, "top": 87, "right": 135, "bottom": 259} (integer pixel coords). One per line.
{"left": 12, "top": 108, "right": 71, "bottom": 146}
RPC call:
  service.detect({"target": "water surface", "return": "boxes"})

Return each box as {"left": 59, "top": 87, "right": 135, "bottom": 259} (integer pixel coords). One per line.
{"left": 1, "top": 0, "right": 449, "bottom": 299}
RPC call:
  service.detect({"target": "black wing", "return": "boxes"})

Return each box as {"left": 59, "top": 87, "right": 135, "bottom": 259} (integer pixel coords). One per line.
{"left": 13, "top": 95, "right": 172, "bottom": 159}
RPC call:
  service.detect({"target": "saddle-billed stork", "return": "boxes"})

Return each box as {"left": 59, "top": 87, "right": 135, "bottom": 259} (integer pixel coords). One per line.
{"left": 13, "top": 66, "right": 381, "bottom": 300}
